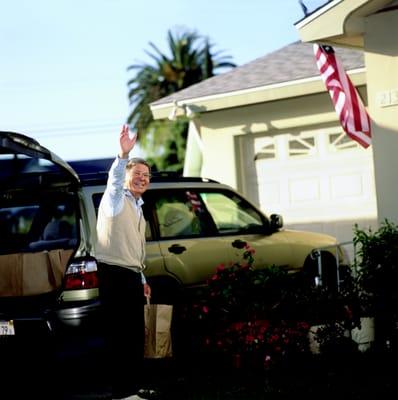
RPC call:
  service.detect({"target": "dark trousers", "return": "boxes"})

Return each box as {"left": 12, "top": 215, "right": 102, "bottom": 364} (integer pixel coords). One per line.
{"left": 98, "top": 263, "right": 145, "bottom": 399}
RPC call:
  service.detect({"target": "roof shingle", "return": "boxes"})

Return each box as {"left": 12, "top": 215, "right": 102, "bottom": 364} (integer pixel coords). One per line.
{"left": 151, "top": 41, "right": 364, "bottom": 106}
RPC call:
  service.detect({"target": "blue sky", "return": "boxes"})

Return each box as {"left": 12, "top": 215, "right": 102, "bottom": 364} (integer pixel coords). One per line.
{"left": 0, "top": 0, "right": 325, "bottom": 160}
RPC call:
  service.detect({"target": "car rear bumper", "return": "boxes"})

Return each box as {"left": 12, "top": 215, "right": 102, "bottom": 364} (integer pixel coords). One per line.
{"left": 55, "top": 298, "right": 101, "bottom": 329}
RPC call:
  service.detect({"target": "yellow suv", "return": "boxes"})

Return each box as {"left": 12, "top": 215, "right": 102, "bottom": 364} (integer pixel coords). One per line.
{"left": 81, "top": 173, "right": 347, "bottom": 305}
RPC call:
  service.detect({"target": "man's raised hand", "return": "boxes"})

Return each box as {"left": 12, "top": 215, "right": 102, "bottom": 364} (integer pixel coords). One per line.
{"left": 119, "top": 124, "right": 137, "bottom": 158}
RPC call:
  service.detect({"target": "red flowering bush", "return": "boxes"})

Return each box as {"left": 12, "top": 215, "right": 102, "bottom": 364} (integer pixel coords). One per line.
{"left": 263, "top": 320, "right": 311, "bottom": 365}
{"left": 202, "top": 318, "right": 311, "bottom": 369}
{"left": 203, "top": 245, "right": 291, "bottom": 321}
{"left": 181, "top": 244, "right": 312, "bottom": 367}
{"left": 180, "top": 243, "right": 360, "bottom": 369}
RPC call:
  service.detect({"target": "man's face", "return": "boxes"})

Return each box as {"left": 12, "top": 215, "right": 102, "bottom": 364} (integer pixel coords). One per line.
{"left": 126, "top": 163, "right": 151, "bottom": 197}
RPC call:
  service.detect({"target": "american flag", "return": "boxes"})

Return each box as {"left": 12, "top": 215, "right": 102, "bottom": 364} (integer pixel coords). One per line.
{"left": 313, "top": 44, "right": 372, "bottom": 148}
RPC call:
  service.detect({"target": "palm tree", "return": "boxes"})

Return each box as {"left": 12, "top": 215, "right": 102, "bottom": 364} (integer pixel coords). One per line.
{"left": 126, "top": 27, "right": 236, "bottom": 171}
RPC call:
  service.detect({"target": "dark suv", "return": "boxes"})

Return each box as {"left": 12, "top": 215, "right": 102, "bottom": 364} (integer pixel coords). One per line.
{"left": 0, "top": 131, "right": 347, "bottom": 346}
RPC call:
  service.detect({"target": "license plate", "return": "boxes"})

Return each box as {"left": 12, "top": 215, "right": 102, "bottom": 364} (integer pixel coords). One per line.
{"left": 0, "top": 320, "right": 15, "bottom": 335}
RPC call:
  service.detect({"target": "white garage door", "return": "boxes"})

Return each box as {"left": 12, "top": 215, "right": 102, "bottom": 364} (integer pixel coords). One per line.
{"left": 253, "top": 126, "right": 377, "bottom": 247}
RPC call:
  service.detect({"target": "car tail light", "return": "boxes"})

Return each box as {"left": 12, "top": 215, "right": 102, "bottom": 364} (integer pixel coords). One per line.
{"left": 64, "top": 257, "right": 99, "bottom": 290}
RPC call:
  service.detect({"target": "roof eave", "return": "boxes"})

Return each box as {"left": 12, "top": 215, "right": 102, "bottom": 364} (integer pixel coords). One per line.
{"left": 150, "top": 69, "right": 366, "bottom": 120}
{"left": 295, "top": 0, "right": 394, "bottom": 49}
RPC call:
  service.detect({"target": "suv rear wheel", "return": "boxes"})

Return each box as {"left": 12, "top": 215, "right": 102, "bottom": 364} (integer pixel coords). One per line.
{"left": 303, "top": 251, "right": 340, "bottom": 292}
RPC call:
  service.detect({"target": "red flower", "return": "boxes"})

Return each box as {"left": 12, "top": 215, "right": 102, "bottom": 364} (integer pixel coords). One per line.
{"left": 216, "top": 264, "right": 225, "bottom": 272}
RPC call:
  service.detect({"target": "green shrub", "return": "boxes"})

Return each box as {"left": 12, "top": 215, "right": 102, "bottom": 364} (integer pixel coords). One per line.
{"left": 353, "top": 220, "right": 398, "bottom": 348}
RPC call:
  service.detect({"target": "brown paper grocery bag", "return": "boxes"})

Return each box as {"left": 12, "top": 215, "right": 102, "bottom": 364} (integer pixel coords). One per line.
{"left": 144, "top": 298, "right": 173, "bottom": 358}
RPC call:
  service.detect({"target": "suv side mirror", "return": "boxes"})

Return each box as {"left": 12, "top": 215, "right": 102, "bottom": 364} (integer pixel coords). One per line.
{"left": 270, "top": 214, "right": 283, "bottom": 231}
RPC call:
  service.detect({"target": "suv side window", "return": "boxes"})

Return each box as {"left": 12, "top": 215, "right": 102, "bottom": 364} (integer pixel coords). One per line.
{"left": 200, "top": 191, "right": 266, "bottom": 234}
{"left": 153, "top": 190, "right": 211, "bottom": 239}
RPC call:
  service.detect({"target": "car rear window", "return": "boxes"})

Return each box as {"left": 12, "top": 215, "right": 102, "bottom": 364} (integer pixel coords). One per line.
{"left": 0, "top": 190, "right": 78, "bottom": 254}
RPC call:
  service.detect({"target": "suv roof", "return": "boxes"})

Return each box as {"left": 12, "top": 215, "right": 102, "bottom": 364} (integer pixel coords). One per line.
{"left": 79, "top": 171, "right": 219, "bottom": 187}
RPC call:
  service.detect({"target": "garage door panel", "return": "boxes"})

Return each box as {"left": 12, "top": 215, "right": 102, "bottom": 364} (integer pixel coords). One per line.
{"left": 290, "top": 177, "right": 320, "bottom": 202}
{"left": 258, "top": 181, "right": 280, "bottom": 205}
{"left": 330, "top": 174, "right": 363, "bottom": 198}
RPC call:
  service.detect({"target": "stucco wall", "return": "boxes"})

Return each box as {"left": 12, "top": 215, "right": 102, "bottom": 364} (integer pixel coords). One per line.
{"left": 364, "top": 9, "right": 398, "bottom": 225}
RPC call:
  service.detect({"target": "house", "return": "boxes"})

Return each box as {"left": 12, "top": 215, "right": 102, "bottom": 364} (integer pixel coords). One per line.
{"left": 296, "top": 0, "right": 398, "bottom": 230}
{"left": 149, "top": 31, "right": 379, "bottom": 246}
